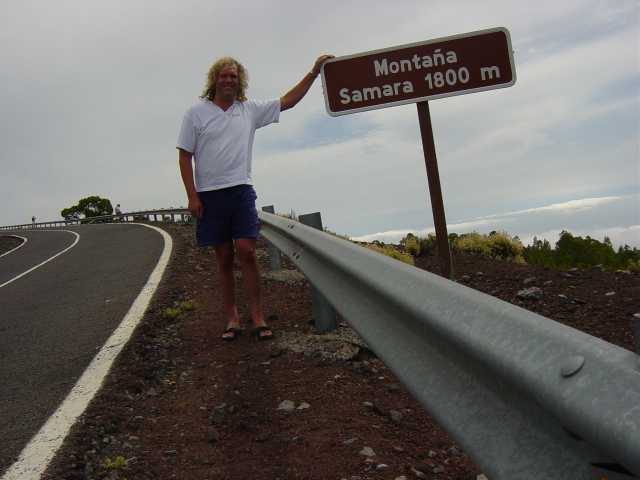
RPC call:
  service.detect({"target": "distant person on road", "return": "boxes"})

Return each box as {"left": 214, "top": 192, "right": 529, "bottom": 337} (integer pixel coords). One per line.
{"left": 177, "top": 54, "right": 333, "bottom": 341}
{"left": 115, "top": 204, "right": 122, "bottom": 221}
{"left": 31, "top": 216, "right": 35, "bottom": 224}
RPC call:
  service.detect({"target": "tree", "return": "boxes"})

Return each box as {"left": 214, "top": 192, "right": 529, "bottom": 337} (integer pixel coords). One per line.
{"left": 60, "top": 196, "right": 113, "bottom": 220}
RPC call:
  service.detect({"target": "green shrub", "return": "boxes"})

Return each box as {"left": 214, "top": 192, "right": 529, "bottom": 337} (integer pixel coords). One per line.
{"left": 523, "top": 231, "right": 640, "bottom": 270}
{"left": 162, "top": 307, "right": 181, "bottom": 319}
{"left": 450, "top": 231, "right": 523, "bottom": 261}
{"left": 162, "top": 299, "right": 196, "bottom": 320}
{"left": 178, "top": 300, "right": 195, "bottom": 311}
{"left": 486, "top": 231, "right": 523, "bottom": 260}
{"left": 627, "top": 260, "right": 640, "bottom": 273}
{"left": 513, "top": 254, "right": 526, "bottom": 264}
{"left": 418, "top": 234, "right": 437, "bottom": 255}
{"left": 365, "top": 244, "right": 414, "bottom": 265}
{"left": 523, "top": 237, "right": 553, "bottom": 266}
{"left": 400, "top": 233, "right": 421, "bottom": 256}
{"left": 452, "top": 232, "right": 490, "bottom": 256}
{"left": 102, "top": 456, "right": 127, "bottom": 470}
{"left": 554, "top": 231, "right": 617, "bottom": 268}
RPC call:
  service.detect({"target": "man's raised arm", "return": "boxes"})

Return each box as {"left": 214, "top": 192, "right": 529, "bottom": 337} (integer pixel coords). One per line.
{"left": 280, "top": 54, "right": 334, "bottom": 111}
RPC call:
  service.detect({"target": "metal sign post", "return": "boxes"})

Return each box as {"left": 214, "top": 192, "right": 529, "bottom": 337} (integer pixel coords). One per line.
{"left": 320, "top": 27, "right": 516, "bottom": 279}
{"left": 416, "top": 101, "right": 452, "bottom": 278}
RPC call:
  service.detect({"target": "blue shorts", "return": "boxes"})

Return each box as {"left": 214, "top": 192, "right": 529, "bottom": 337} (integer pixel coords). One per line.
{"left": 196, "top": 185, "right": 260, "bottom": 247}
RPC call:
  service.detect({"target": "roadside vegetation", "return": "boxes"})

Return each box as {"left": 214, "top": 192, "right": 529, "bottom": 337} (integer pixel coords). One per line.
{"left": 272, "top": 210, "right": 639, "bottom": 271}
{"left": 365, "top": 243, "right": 415, "bottom": 265}
{"left": 523, "top": 231, "right": 640, "bottom": 271}
{"left": 162, "top": 299, "right": 196, "bottom": 320}
{"left": 359, "top": 230, "right": 639, "bottom": 272}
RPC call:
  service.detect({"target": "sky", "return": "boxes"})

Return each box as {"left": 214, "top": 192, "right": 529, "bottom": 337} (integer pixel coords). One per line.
{"left": 1, "top": 0, "right": 638, "bottom": 248}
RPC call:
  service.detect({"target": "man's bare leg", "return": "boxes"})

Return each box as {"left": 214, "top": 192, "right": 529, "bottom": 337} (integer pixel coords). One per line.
{"left": 214, "top": 242, "right": 241, "bottom": 339}
{"left": 235, "top": 238, "right": 272, "bottom": 338}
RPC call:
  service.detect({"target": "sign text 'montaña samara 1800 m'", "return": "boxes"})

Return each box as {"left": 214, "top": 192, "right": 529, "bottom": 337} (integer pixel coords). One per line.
{"left": 321, "top": 27, "right": 516, "bottom": 116}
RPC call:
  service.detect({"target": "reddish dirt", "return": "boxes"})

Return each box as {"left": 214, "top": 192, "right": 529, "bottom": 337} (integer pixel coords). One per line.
{"left": 38, "top": 224, "right": 638, "bottom": 480}
{"left": 414, "top": 253, "right": 638, "bottom": 351}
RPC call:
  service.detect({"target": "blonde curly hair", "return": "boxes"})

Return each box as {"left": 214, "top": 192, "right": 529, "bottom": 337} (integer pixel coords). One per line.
{"left": 200, "top": 57, "right": 248, "bottom": 102}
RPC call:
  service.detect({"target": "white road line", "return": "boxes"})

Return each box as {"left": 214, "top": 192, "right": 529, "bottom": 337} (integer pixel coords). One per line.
{"left": 0, "top": 231, "right": 79, "bottom": 289}
{"left": 1, "top": 223, "right": 173, "bottom": 480}
{"left": 0, "top": 235, "right": 28, "bottom": 259}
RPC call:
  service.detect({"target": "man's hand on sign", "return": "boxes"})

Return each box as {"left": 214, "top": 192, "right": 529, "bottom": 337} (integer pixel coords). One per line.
{"left": 280, "top": 54, "right": 335, "bottom": 111}
{"left": 312, "top": 54, "right": 334, "bottom": 76}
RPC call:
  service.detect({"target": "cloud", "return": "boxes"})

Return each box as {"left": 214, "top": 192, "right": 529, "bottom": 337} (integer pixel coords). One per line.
{"left": 475, "top": 196, "right": 624, "bottom": 219}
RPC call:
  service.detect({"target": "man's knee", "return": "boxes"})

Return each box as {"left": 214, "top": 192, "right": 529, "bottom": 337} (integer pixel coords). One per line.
{"left": 215, "top": 244, "right": 235, "bottom": 272}
{"left": 235, "top": 239, "right": 256, "bottom": 265}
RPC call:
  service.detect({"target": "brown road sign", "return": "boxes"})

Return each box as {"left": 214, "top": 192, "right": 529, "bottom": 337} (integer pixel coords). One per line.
{"left": 321, "top": 27, "right": 516, "bottom": 116}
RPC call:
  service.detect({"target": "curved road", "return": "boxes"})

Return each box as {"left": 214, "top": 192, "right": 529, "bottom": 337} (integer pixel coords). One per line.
{"left": 0, "top": 224, "right": 166, "bottom": 475}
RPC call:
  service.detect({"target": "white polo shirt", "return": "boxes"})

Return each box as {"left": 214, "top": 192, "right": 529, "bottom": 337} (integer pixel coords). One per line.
{"left": 177, "top": 98, "right": 280, "bottom": 192}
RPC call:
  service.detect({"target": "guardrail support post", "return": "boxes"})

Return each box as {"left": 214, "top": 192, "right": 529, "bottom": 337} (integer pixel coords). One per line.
{"left": 634, "top": 315, "right": 640, "bottom": 356}
{"left": 261, "top": 206, "right": 281, "bottom": 271}
{"left": 299, "top": 212, "right": 338, "bottom": 333}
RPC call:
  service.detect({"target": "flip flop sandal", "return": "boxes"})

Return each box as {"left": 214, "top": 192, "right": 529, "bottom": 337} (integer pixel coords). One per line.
{"left": 222, "top": 327, "right": 242, "bottom": 342}
{"left": 253, "top": 325, "right": 274, "bottom": 341}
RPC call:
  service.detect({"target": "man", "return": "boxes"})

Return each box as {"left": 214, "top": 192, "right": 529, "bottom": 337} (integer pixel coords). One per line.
{"left": 177, "top": 54, "right": 333, "bottom": 341}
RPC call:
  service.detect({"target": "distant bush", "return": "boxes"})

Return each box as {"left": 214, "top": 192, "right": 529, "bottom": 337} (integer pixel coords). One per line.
{"left": 451, "top": 231, "right": 523, "bottom": 262}
{"left": 416, "top": 234, "right": 437, "bottom": 255}
{"left": 400, "top": 233, "right": 421, "bottom": 256}
{"left": 486, "top": 231, "right": 524, "bottom": 261}
{"left": 627, "top": 260, "right": 640, "bottom": 273}
{"left": 524, "top": 231, "right": 640, "bottom": 270}
{"left": 452, "top": 232, "right": 490, "bottom": 257}
{"left": 365, "top": 244, "right": 414, "bottom": 265}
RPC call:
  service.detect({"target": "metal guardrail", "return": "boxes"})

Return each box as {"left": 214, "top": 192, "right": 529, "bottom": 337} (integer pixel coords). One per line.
{"left": 0, "top": 209, "right": 191, "bottom": 231}
{"left": 258, "top": 210, "right": 640, "bottom": 480}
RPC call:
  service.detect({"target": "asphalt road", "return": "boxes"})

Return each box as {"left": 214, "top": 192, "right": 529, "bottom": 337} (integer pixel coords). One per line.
{"left": 0, "top": 224, "right": 165, "bottom": 474}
